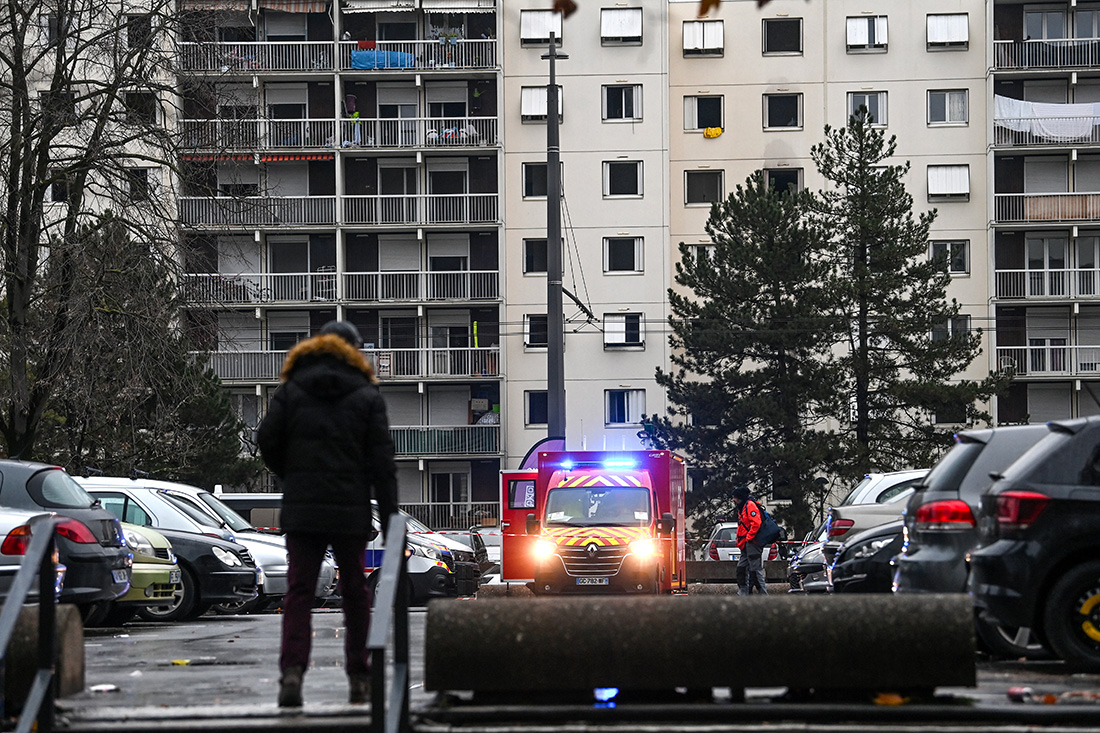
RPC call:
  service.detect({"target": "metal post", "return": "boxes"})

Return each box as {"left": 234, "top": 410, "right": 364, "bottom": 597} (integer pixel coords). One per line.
{"left": 37, "top": 535, "right": 56, "bottom": 733}
{"left": 543, "top": 33, "right": 568, "bottom": 443}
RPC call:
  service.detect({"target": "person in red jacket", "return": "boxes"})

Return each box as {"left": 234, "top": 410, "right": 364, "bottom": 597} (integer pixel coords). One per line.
{"left": 733, "top": 486, "right": 768, "bottom": 595}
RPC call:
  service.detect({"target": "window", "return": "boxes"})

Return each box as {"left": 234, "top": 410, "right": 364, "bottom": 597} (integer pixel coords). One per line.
{"left": 848, "top": 91, "right": 887, "bottom": 126}
{"left": 520, "top": 9, "right": 562, "bottom": 46}
{"left": 603, "top": 85, "right": 642, "bottom": 122}
{"left": 524, "top": 238, "right": 547, "bottom": 273}
{"left": 127, "top": 14, "right": 153, "bottom": 48}
{"left": 601, "top": 8, "right": 642, "bottom": 45}
{"left": 932, "top": 240, "right": 970, "bottom": 274}
{"left": 846, "top": 16, "right": 888, "bottom": 51}
{"left": 525, "top": 391, "right": 548, "bottom": 426}
{"left": 124, "top": 92, "right": 156, "bottom": 125}
{"left": 683, "top": 20, "right": 723, "bottom": 56}
{"left": 927, "top": 13, "right": 968, "bottom": 50}
{"left": 50, "top": 171, "right": 70, "bottom": 203}
{"left": 44, "top": 91, "right": 77, "bottom": 126}
{"left": 928, "top": 165, "right": 970, "bottom": 201}
{"left": 604, "top": 237, "right": 644, "bottom": 273}
{"left": 928, "top": 89, "right": 968, "bottom": 125}
{"left": 763, "top": 17, "right": 802, "bottom": 54}
{"left": 1026, "top": 9, "right": 1067, "bottom": 40}
{"left": 932, "top": 314, "right": 970, "bottom": 342}
{"left": 604, "top": 313, "right": 644, "bottom": 348}
{"left": 604, "top": 161, "right": 642, "bottom": 197}
{"left": 523, "top": 162, "right": 548, "bottom": 198}
{"left": 606, "top": 389, "right": 645, "bottom": 425}
{"left": 126, "top": 168, "right": 150, "bottom": 202}
{"left": 684, "top": 95, "right": 723, "bottom": 130}
{"left": 765, "top": 168, "right": 802, "bottom": 196}
{"left": 764, "top": 93, "right": 802, "bottom": 129}
{"left": 685, "top": 170, "right": 723, "bottom": 205}
{"left": 524, "top": 314, "right": 548, "bottom": 348}
{"left": 935, "top": 404, "right": 967, "bottom": 425}
{"left": 520, "top": 86, "right": 562, "bottom": 123}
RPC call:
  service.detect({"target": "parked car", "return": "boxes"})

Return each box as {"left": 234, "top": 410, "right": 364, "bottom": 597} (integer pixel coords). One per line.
{"left": 830, "top": 520, "right": 904, "bottom": 594}
{"left": 835, "top": 470, "right": 929, "bottom": 507}
{"left": 0, "top": 508, "right": 69, "bottom": 604}
{"left": 787, "top": 525, "right": 830, "bottom": 593}
{"left": 894, "top": 424, "right": 1051, "bottom": 659}
{"left": 821, "top": 487, "right": 918, "bottom": 566}
{"left": 76, "top": 477, "right": 336, "bottom": 612}
{"left": 93, "top": 523, "right": 182, "bottom": 626}
{"left": 135, "top": 526, "right": 259, "bottom": 622}
{"left": 704, "top": 521, "right": 780, "bottom": 562}
{"left": 971, "top": 416, "right": 1100, "bottom": 671}
{"left": 0, "top": 460, "right": 131, "bottom": 622}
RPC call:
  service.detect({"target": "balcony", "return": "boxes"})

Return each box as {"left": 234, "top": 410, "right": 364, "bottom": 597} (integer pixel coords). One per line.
{"left": 182, "top": 119, "right": 337, "bottom": 151}
{"left": 390, "top": 425, "right": 500, "bottom": 456}
{"left": 993, "top": 268, "right": 1100, "bottom": 300}
{"left": 197, "top": 346, "right": 501, "bottom": 382}
{"left": 343, "top": 193, "right": 498, "bottom": 226}
{"left": 179, "top": 41, "right": 335, "bottom": 73}
{"left": 183, "top": 270, "right": 499, "bottom": 304}
{"left": 994, "top": 192, "right": 1100, "bottom": 223}
{"left": 337, "top": 116, "right": 497, "bottom": 149}
{"left": 178, "top": 196, "right": 337, "bottom": 227}
{"left": 400, "top": 501, "right": 498, "bottom": 531}
{"left": 341, "top": 39, "right": 496, "bottom": 72}
{"left": 995, "top": 344, "right": 1100, "bottom": 376}
{"left": 993, "top": 38, "right": 1100, "bottom": 70}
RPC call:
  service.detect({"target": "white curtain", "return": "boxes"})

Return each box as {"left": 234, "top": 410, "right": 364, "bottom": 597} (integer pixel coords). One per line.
{"left": 703, "top": 20, "right": 723, "bottom": 49}
{"left": 601, "top": 8, "right": 641, "bottom": 39}
{"left": 927, "top": 14, "right": 968, "bottom": 44}
{"left": 847, "top": 16, "right": 886, "bottom": 46}
{"left": 927, "top": 165, "right": 969, "bottom": 196}
{"left": 684, "top": 20, "right": 721, "bottom": 50}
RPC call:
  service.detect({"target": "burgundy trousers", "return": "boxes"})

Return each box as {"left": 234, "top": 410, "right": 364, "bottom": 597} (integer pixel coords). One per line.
{"left": 280, "top": 533, "right": 372, "bottom": 675}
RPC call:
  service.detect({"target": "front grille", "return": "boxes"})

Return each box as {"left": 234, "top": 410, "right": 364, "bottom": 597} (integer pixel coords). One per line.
{"left": 153, "top": 547, "right": 172, "bottom": 561}
{"left": 451, "top": 549, "right": 475, "bottom": 564}
{"left": 558, "top": 544, "right": 628, "bottom": 577}
{"left": 237, "top": 547, "right": 256, "bottom": 568}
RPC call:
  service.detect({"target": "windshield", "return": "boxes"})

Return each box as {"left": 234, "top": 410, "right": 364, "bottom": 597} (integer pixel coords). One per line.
{"left": 160, "top": 492, "right": 225, "bottom": 529}
{"left": 837, "top": 477, "right": 872, "bottom": 506}
{"left": 544, "top": 487, "right": 651, "bottom": 527}
{"left": 28, "top": 469, "right": 97, "bottom": 509}
{"left": 196, "top": 492, "right": 254, "bottom": 532}
{"left": 924, "top": 441, "right": 984, "bottom": 492}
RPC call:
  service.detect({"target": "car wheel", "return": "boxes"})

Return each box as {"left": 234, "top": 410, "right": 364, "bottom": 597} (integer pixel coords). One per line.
{"left": 138, "top": 566, "right": 198, "bottom": 622}
{"left": 975, "top": 613, "right": 1053, "bottom": 660}
{"left": 367, "top": 569, "right": 415, "bottom": 607}
{"left": 212, "top": 595, "right": 265, "bottom": 615}
{"left": 1043, "top": 560, "right": 1100, "bottom": 671}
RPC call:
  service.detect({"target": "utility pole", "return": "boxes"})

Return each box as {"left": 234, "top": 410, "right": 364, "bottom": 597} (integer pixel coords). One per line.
{"left": 543, "top": 33, "right": 568, "bottom": 442}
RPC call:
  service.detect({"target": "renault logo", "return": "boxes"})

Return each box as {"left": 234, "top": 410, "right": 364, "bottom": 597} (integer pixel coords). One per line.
{"left": 586, "top": 543, "right": 600, "bottom": 557}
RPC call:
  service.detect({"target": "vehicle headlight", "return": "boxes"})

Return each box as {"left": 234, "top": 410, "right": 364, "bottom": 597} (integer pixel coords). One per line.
{"left": 534, "top": 539, "right": 556, "bottom": 560}
{"left": 212, "top": 546, "right": 244, "bottom": 567}
{"left": 406, "top": 542, "right": 442, "bottom": 561}
{"left": 630, "top": 539, "right": 656, "bottom": 558}
{"left": 123, "top": 528, "right": 155, "bottom": 557}
{"left": 849, "top": 537, "right": 893, "bottom": 560}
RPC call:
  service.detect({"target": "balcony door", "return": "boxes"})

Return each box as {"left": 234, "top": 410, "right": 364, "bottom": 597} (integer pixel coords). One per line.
{"left": 378, "top": 84, "right": 418, "bottom": 146}
{"left": 427, "top": 233, "right": 469, "bottom": 299}
{"left": 427, "top": 161, "right": 468, "bottom": 223}
{"left": 1079, "top": 235, "right": 1100, "bottom": 296}
{"left": 1026, "top": 308, "right": 1070, "bottom": 373}
{"left": 429, "top": 312, "right": 470, "bottom": 376}
{"left": 1026, "top": 9, "right": 1067, "bottom": 40}
{"left": 378, "top": 164, "right": 418, "bottom": 224}
{"left": 430, "top": 467, "right": 469, "bottom": 505}
{"left": 1027, "top": 236, "right": 1068, "bottom": 296}
{"left": 379, "top": 313, "right": 418, "bottom": 377}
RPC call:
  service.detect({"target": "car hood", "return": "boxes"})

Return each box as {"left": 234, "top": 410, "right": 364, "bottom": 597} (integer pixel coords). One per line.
{"left": 407, "top": 530, "right": 473, "bottom": 554}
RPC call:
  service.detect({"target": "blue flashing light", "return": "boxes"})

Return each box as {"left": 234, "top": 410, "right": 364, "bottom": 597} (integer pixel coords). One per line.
{"left": 594, "top": 687, "right": 619, "bottom": 703}
{"left": 560, "top": 460, "right": 574, "bottom": 470}
{"left": 602, "top": 459, "right": 636, "bottom": 469}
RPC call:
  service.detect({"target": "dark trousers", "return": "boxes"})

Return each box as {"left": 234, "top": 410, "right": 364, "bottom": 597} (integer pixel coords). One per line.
{"left": 737, "top": 542, "right": 769, "bottom": 595}
{"left": 280, "top": 533, "right": 372, "bottom": 675}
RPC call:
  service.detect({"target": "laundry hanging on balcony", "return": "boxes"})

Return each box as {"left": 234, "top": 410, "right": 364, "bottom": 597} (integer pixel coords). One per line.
{"left": 994, "top": 94, "right": 1100, "bottom": 141}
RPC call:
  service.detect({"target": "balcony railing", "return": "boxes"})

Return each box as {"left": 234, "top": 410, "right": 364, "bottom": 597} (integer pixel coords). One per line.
{"left": 994, "top": 192, "right": 1100, "bottom": 223}
{"left": 994, "top": 38, "right": 1100, "bottom": 70}
{"left": 197, "top": 346, "right": 500, "bottom": 381}
{"left": 337, "top": 116, "right": 497, "bottom": 148}
{"left": 341, "top": 39, "right": 496, "bottom": 72}
{"left": 178, "top": 196, "right": 337, "bottom": 226}
{"left": 179, "top": 41, "right": 336, "bottom": 73}
{"left": 182, "top": 119, "right": 338, "bottom": 150}
{"left": 995, "top": 345, "right": 1100, "bottom": 376}
{"left": 400, "top": 501, "right": 498, "bottom": 531}
{"left": 182, "top": 272, "right": 338, "bottom": 304}
{"left": 390, "top": 425, "right": 500, "bottom": 455}
{"left": 343, "top": 270, "right": 499, "bottom": 301}
{"left": 993, "top": 268, "right": 1100, "bottom": 299}
{"left": 994, "top": 116, "right": 1100, "bottom": 147}
{"left": 183, "top": 270, "right": 499, "bottom": 304}
{"left": 343, "top": 193, "right": 498, "bottom": 225}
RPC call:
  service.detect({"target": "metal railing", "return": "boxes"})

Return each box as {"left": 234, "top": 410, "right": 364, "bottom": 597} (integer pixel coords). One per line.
{"left": 994, "top": 192, "right": 1100, "bottom": 223}
{"left": 336, "top": 116, "right": 497, "bottom": 149}
{"left": 369, "top": 513, "right": 408, "bottom": 733}
{"left": 400, "top": 501, "right": 497, "bottom": 530}
{"left": 993, "top": 38, "right": 1100, "bottom": 70}
{"left": 181, "top": 118, "right": 338, "bottom": 150}
{"left": 0, "top": 516, "right": 62, "bottom": 733}
{"left": 197, "top": 346, "right": 501, "bottom": 381}
{"left": 341, "top": 39, "right": 497, "bottom": 72}
{"left": 994, "top": 116, "right": 1100, "bottom": 146}
{"left": 390, "top": 425, "right": 499, "bottom": 455}
{"left": 995, "top": 344, "right": 1100, "bottom": 375}
{"left": 182, "top": 270, "right": 500, "bottom": 304}
{"left": 179, "top": 41, "right": 336, "bottom": 73}
{"left": 993, "top": 268, "right": 1100, "bottom": 299}
{"left": 178, "top": 196, "right": 337, "bottom": 226}
{"left": 342, "top": 193, "right": 498, "bottom": 225}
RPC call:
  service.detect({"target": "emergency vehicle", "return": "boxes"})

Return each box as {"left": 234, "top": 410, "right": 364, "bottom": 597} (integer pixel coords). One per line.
{"left": 499, "top": 451, "right": 686, "bottom": 594}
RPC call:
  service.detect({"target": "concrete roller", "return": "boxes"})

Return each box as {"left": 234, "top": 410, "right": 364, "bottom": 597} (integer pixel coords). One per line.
{"left": 424, "top": 594, "right": 975, "bottom": 694}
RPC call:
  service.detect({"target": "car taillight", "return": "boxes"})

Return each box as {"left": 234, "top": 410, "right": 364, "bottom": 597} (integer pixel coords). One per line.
{"left": 914, "top": 500, "right": 975, "bottom": 531}
{"left": 1, "top": 525, "right": 32, "bottom": 555}
{"left": 995, "top": 491, "right": 1049, "bottom": 531}
{"left": 827, "top": 519, "right": 854, "bottom": 538}
{"left": 708, "top": 542, "right": 719, "bottom": 560}
{"left": 55, "top": 518, "right": 98, "bottom": 544}
{"left": 768, "top": 544, "right": 778, "bottom": 561}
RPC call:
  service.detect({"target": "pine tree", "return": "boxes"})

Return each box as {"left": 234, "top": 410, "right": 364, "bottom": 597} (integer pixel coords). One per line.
{"left": 653, "top": 172, "right": 840, "bottom": 535}
{"left": 811, "top": 110, "right": 1008, "bottom": 477}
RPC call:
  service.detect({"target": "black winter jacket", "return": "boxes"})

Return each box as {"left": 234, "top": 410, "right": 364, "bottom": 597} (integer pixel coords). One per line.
{"left": 257, "top": 334, "right": 399, "bottom": 537}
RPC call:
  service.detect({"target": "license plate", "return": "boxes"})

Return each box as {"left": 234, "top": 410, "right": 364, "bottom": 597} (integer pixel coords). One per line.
{"left": 169, "top": 569, "right": 181, "bottom": 584}
{"left": 576, "top": 577, "right": 609, "bottom": 586}
{"left": 112, "top": 569, "right": 128, "bottom": 583}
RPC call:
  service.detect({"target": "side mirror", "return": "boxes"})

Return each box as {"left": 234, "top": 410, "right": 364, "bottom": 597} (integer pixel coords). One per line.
{"left": 526, "top": 513, "right": 539, "bottom": 535}
{"left": 656, "top": 512, "right": 675, "bottom": 535}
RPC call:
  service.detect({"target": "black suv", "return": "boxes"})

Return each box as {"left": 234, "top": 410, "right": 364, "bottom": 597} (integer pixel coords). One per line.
{"left": 970, "top": 416, "right": 1100, "bottom": 671}
{"left": 894, "top": 424, "right": 1050, "bottom": 657}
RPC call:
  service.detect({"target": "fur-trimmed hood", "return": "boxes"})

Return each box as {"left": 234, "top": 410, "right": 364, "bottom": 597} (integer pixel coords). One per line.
{"left": 280, "top": 333, "right": 378, "bottom": 384}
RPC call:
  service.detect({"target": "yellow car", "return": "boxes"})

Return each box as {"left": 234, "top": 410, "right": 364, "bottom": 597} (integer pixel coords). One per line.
{"left": 91, "top": 523, "right": 181, "bottom": 626}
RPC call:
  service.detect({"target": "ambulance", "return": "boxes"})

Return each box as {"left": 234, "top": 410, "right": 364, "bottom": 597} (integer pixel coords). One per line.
{"left": 499, "top": 451, "right": 686, "bottom": 594}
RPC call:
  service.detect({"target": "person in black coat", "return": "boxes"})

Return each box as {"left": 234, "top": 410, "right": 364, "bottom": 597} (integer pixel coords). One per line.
{"left": 258, "top": 320, "right": 398, "bottom": 708}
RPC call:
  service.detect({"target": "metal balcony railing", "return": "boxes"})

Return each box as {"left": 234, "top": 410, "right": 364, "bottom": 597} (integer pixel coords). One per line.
{"left": 342, "top": 270, "right": 499, "bottom": 301}
{"left": 390, "top": 425, "right": 500, "bottom": 455}
{"left": 336, "top": 116, "right": 497, "bottom": 148}
{"left": 340, "top": 39, "right": 497, "bottom": 72}
{"left": 994, "top": 192, "right": 1100, "bottom": 223}
{"left": 994, "top": 116, "right": 1100, "bottom": 147}
{"left": 993, "top": 38, "right": 1100, "bottom": 70}
{"left": 183, "top": 270, "right": 499, "bottom": 304}
{"left": 182, "top": 119, "right": 339, "bottom": 150}
{"left": 179, "top": 41, "right": 336, "bottom": 73}
{"left": 178, "top": 196, "right": 337, "bottom": 226}
{"left": 197, "top": 346, "right": 500, "bottom": 382}
{"left": 992, "top": 268, "right": 1100, "bottom": 299}
{"left": 995, "top": 344, "right": 1100, "bottom": 376}
{"left": 342, "top": 193, "right": 498, "bottom": 225}
{"left": 182, "top": 272, "right": 338, "bottom": 304}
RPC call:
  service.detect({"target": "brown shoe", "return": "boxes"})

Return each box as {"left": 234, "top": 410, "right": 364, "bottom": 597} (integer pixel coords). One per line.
{"left": 278, "top": 666, "right": 304, "bottom": 708}
{"left": 349, "top": 672, "right": 371, "bottom": 704}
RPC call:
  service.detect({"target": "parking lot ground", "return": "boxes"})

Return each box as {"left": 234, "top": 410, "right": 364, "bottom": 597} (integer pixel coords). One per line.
{"left": 54, "top": 605, "right": 1100, "bottom": 733}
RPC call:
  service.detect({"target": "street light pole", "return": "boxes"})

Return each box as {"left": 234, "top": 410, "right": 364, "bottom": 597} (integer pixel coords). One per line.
{"left": 543, "top": 33, "right": 568, "bottom": 443}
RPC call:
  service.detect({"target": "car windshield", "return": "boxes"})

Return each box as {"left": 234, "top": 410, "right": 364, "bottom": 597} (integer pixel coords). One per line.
{"left": 28, "top": 468, "right": 96, "bottom": 509}
{"left": 712, "top": 526, "right": 736, "bottom": 541}
{"left": 924, "top": 440, "right": 984, "bottom": 492}
{"left": 195, "top": 492, "right": 254, "bottom": 532}
{"left": 160, "top": 492, "right": 225, "bottom": 529}
{"left": 544, "top": 487, "right": 650, "bottom": 527}
{"left": 404, "top": 513, "right": 433, "bottom": 534}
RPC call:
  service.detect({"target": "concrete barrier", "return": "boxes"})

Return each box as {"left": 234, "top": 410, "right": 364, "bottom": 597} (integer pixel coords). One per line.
{"left": 686, "top": 559, "right": 788, "bottom": 583}
{"left": 425, "top": 594, "right": 975, "bottom": 695}
{"left": 5, "top": 604, "right": 84, "bottom": 713}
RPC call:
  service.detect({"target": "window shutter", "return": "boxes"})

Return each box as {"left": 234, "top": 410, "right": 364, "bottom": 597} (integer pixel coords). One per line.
{"left": 928, "top": 165, "right": 970, "bottom": 196}
{"left": 927, "top": 14, "right": 968, "bottom": 44}
{"left": 683, "top": 21, "right": 702, "bottom": 50}
{"left": 601, "top": 8, "right": 641, "bottom": 41}
{"left": 604, "top": 315, "right": 625, "bottom": 345}
{"left": 704, "top": 21, "right": 723, "bottom": 49}
{"left": 874, "top": 16, "right": 888, "bottom": 44}
{"left": 521, "top": 87, "right": 547, "bottom": 118}
{"left": 846, "top": 17, "right": 868, "bottom": 46}
{"left": 521, "top": 10, "right": 560, "bottom": 42}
